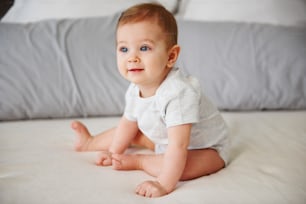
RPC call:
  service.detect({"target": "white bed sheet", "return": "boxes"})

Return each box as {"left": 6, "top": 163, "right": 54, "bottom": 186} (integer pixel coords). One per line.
{"left": 1, "top": 111, "right": 306, "bottom": 203}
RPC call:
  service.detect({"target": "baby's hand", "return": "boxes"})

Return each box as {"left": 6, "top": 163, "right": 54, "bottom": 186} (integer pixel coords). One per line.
{"left": 95, "top": 151, "right": 112, "bottom": 166}
{"left": 135, "top": 180, "right": 168, "bottom": 198}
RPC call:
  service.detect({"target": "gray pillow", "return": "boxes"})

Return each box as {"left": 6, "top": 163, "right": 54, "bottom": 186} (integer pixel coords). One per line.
{"left": 1, "top": 14, "right": 306, "bottom": 121}
{"left": 0, "top": 13, "right": 129, "bottom": 120}
{"left": 176, "top": 21, "right": 306, "bottom": 110}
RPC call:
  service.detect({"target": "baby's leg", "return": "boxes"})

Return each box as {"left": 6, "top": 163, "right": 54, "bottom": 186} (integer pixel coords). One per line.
{"left": 71, "top": 121, "right": 155, "bottom": 152}
{"left": 71, "top": 121, "right": 114, "bottom": 151}
{"left": 111, "top": 149, "right": 225, "bottom": 180}
{"left": 180, "top": 149, "right": 225, "bottom": 180}
{"left": 131, "top": 131, "right": 155, "bottom": 151}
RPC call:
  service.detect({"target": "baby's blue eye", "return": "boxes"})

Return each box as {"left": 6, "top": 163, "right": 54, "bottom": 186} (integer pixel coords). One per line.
{"left": 140, "top": 46, "right": 150, "bottom": 51}
{"left": 120, "top": 47, "right": 128, "bottom": 52}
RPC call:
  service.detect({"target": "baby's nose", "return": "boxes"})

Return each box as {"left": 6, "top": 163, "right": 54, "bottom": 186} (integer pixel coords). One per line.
{"left": 128, "top": 56, "right": 140, "bottom": 63}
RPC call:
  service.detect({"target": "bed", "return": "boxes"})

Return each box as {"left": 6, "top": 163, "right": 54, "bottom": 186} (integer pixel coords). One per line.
{"left": 1, "top": 0, "right": 306, "bottom": 203}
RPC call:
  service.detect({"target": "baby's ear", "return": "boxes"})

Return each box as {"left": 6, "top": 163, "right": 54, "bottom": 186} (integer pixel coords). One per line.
{"left": 167, "top": 45, "right": 180, "bottom": 68}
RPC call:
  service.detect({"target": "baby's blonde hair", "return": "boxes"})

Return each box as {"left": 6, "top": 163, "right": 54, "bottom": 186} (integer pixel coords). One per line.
{"left": 117, "top": 3, "right": 178, "bottom": 49}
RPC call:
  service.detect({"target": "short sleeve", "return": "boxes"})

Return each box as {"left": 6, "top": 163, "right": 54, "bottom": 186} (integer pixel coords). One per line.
{"left": 164, "top": 87, "right": 201, "bottom": 127}
{"left": 123, "top": 84, "right": 137, "bottom": 121}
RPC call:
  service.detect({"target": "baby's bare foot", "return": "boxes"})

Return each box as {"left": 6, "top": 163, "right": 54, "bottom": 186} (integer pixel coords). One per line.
{"left": 111, "top": 154, "right": 143, "bottom": 171}
{"left": 71, "top": 121, "right": 93, "bottom": 151}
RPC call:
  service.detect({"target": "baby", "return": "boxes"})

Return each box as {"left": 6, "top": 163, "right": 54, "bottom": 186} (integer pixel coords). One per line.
{"left": 72, "top": 3, "right": 229, "bottom": 198}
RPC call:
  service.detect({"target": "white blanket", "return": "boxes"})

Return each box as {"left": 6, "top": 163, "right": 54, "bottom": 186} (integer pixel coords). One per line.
{"left": 1, "top": 111, "right": 306, "bottom": 203}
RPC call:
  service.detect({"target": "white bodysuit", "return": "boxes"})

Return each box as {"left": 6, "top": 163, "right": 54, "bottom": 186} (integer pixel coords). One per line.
{"left": 124, "top": 68, "right": 229, "bottom": 163}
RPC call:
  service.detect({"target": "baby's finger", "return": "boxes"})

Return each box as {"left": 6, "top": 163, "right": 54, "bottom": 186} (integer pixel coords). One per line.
{"left": 112, "top": 158, "right": 122, "bottom": 169}
{"left": 95, "top": 151, "right": 112, "bottom": 166}
{"left": 102, "top": 157, "right": 112, "bottom": 166}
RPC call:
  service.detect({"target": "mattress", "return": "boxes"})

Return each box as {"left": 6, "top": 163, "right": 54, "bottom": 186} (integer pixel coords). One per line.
{"left": 1, "top": 111, "right": 306, "bottom": 203}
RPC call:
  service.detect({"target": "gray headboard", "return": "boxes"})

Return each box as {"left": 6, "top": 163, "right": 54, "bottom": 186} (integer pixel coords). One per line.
{"left": 1, "top": 13, "right": 305, "bottom": 120}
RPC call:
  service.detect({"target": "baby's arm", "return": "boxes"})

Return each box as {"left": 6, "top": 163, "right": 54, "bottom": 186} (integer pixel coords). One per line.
{"left": 136, "top": 124, "right": 191, "bottom": 197}
{"left": 109, "top": 116, "right": 138, "bottom": 154}
{"left": 157, "top": 124, "right": 191, "bottom": 192}
{"left": 96, "top": 116, "right": 138, "bottom": 166}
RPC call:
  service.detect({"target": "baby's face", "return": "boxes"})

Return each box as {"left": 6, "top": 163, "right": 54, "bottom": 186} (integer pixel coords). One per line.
{"left": 116, "top": 21, "right": 172, "bottom": 94}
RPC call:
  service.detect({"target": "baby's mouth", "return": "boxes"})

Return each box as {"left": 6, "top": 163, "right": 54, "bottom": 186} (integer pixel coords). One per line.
{"left": 128, "top": 68, "right": 144, "bottom": 72}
